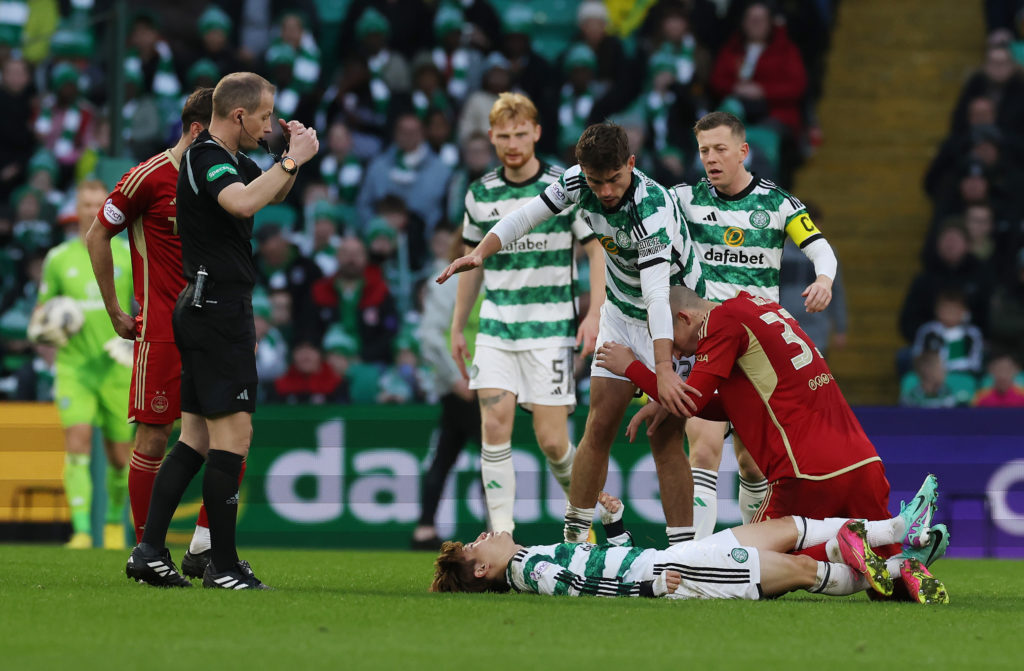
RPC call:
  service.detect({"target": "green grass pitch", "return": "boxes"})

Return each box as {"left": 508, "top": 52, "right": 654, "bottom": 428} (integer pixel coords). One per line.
{"left": 2, "top": 545, "right": 1021, "bottom": 670}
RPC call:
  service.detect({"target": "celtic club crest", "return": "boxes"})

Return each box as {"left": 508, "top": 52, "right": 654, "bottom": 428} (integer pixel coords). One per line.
{"left": 749, "top": 210, "right": 770, "bottom": 229}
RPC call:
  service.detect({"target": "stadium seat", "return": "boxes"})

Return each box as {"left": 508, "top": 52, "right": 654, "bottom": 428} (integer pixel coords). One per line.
{"left": 745, "top": 125, "right": 781, "bottom": 175}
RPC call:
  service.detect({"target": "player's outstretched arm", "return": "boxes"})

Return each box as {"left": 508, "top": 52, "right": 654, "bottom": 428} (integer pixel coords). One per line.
{"left": 85, "top": 217, "right": 135, "bottom": 340}
{"left": 450, "top": 248, "right": 485, "bottom": 378}
{"left": 437, "top": 235, "right": 500, "bottom": 284}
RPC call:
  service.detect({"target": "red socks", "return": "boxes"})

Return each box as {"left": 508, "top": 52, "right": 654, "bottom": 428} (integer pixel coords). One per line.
{"left": 128, "top": 451, "right": 163, "bottom": 543}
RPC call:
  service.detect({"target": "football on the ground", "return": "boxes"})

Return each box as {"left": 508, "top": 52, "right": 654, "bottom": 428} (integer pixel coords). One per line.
{"left": 28, "top": 296, "right": 85, "bottom": 346}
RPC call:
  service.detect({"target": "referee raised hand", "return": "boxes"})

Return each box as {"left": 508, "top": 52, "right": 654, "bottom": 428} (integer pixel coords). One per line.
{"left": 126, "top": 72, "right": 319, "bottom": 590}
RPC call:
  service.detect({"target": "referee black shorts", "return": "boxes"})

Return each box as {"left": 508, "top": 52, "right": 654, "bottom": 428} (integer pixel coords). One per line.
{"left": 173, "top": 287, "right": 257, "bottom": 416}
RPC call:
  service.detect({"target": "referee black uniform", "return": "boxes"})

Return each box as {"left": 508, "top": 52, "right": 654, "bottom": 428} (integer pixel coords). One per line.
{"left": 174, "top": 129, "right": 263, "bottom": 416}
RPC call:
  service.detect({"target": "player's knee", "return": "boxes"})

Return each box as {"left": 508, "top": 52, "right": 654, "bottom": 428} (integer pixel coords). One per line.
{"left": 481, "top": 415, "right": 511, "bottom": 444}
{"left": 135, "top": 425, "right": 172, "bottom": 458}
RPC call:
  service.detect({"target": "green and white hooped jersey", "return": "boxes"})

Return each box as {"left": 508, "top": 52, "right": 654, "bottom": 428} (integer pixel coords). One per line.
{"left": 463, "top": 163, "right": 594, "bottom": 351}
{"left": 674, "top": 177, "right": 821, "bottom": 302}
{"left": 506, "top": 541, "right": 657, "bottom": 597}
{"left": 542, "top": 165, "right": 705, "bottom": 324}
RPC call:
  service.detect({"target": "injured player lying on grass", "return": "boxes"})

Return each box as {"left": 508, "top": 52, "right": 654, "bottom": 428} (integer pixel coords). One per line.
{"left": 431, "top": 493, "right": 948, "bottom": 604}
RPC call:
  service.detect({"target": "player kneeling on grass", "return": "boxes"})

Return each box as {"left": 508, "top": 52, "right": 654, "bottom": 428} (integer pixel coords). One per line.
{"left": 431, "top": 493, "right": 948, "bottom": 604}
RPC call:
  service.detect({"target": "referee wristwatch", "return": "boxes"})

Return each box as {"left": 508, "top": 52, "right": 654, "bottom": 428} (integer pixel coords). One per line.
{"left": 279, "top": 155, "right": 298, "bottom": 174}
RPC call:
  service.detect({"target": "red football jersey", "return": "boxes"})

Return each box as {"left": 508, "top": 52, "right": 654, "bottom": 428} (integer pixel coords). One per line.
{"left": 691, "top": 292, "right": 880, "bottom": 481}
{"left": 97, "top": 150, "right": 184, "bottom": 342}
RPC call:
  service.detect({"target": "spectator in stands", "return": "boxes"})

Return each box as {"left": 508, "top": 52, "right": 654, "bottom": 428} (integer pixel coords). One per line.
{"left": 990, "top": 247, "right": 1024, "bottom": 363}
{"left": 446, "top": 132, "right": 495, "bottom": 226}
{"left": 643, "top": 1, "right": 710, "bottom": 94}
{"left": 254, "top": 223, "right": 322, "bottom": 338}
{"left": 500, "top": 4, "right": 558, "bottom": 154}
{"left": 312, "top": 236, "right": 400, "bottom": 363}
{"left": 950, "top": 44, "right": 1024, "bottom": 138}
{"left": 460, "top": 0, "right": 503, "bottom": 55}
{"left": 273, "top": 341, "right": 345, "bottom": 404}
{"left": 365, "top": 216, "right": 414, "bottom": 315}
{"left": 557, "top": 43, "right": 600, "bottom": 161}
{"left": 34, "top": 62, "right": 95, "bottom": 187}
{"left": 429, "top": 4, "right": 481, "bottom": 105}
{"left": 185, "top": 58, "right": 220, "bottom": 94}
{"left": 194, "top": 6, "right": 243, "bottom": 78}
{"left": 0, "top": 57, "right": 36, "bottom": 202}
{"left": 340, "top": 0, "right": 433, "bottom": 61}
{"left": 637, "top": 50, "right": 698, "bottom": 185}
{"left": 963, "top": 203, "right": 996, "bottom": 262}
{"left": 709, "top": 2, "right": 807, "bottom": 138}
{"left": 125, "top": 12, "right": 181, "bottom": 104}
{"left": 404, "top": 56, "right": 453, "bottom": 122}
{"left": 268, "top": 287, "right": 295, "bottom": 347}
{"left": 973, "top": 351, "right": 1024, "bottom": 407}
{"left": 253, "top": 291, "right": 289, "bottom": 399}
{"left": 375, "top": 194, "right": 428, "bottom": 275}
{"left": 222, "top": 0, "right": 320, "bottom": 68}
{"left": 273, "top": 10, "right": 321, "bottom": 94}
{"left": 324, "top": 10, "right": 409, "bottom": 160}
{"left": 357, "top": 112, "right": 452, "bottom": 233}
{"left": 912, "top": 289, "right": 986, "bottom": 376}
{"left": 900, "top": 350, "right": 975, "bottom": 408}
{"left": 424, "top": 108, "right": 459, "bottom": 169}
{"left": 900, "top": 223, "right": 994, "bottom": 341}
{"left": 308, "top": 201, "right": 344, "bottom": 276}
{"left": 458, "top": 52, "right": 511, "bottom": 144}
{"left": 315, "top": 121, "right": 363, "bottom": 209}
{"left": 574, "top": 1, "right": 634, "bottom": 116}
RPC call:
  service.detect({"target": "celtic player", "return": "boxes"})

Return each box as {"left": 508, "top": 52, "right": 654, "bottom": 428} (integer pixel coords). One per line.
{"left": 431, "top": 492, "right": 948, "bottom": 604}
{"left": 32, "top": 181, "right": 135, "bottom": 549}
{"left": 451, "top": 93, "right": 605, "bottom": 533}
{"left": 673, "top": 112, "right": 838, "bottom": 539}
{"left": 439, "top": 123, "right": 705, "bottom": 546}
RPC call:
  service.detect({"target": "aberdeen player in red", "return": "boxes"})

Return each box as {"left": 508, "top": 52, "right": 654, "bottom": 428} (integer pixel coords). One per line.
{"left": 594, "top": 286, "right": 903, "bottom": 560}
{"left": 86, "top": 88, "right": 241, "bottom": 577}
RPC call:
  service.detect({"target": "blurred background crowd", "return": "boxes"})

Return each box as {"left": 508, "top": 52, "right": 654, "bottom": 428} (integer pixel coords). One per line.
{"left": 896, "top": 1, "right": 1024, "bottom": 408}
{"left": 0, "top": 0, "right": 1021, "bottom": 408}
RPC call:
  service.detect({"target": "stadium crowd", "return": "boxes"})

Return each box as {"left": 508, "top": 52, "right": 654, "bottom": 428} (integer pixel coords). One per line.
{"left": 2, "top": 0, "right": 840, "bottom": 406}
{"left": 898, "top": 0, "right": 1024, "bottom": 408}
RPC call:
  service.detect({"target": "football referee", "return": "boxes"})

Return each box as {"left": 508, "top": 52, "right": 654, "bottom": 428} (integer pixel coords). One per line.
{"left": 126, "top": 72, "right": 319, "bottom": 589}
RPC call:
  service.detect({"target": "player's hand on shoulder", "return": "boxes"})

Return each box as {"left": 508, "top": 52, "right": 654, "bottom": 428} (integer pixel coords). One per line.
{"left": 594, "top": 341, "right": 635, "bottom": 377}
{"left": 436, "top": 254, "right": 482, "bottom": 284}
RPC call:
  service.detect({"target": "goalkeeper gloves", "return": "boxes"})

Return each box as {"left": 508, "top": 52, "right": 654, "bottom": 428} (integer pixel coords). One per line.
{"left": 104, "top": 337, "right": 135, "bottom": 367}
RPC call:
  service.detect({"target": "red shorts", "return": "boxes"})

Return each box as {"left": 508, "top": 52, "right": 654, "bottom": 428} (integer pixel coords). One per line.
{"left": 752, "top": 460, "right": 898, "bottom": 559}
{"left": 128, "top": 340, "right": 181, "bottom": 425}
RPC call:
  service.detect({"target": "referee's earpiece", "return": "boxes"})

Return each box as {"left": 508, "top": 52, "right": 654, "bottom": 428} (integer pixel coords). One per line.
{"left": 237, "top": 114, "right": 242, "bottom": 124}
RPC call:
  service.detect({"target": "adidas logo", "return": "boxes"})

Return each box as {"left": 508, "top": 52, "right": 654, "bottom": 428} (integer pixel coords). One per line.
{"left": 236, "top": 389, "right": 250, "bottom": 401}
{"left": 489, "top": 208, "right": 501, "bottom": 218}
{"left": 702, "top": 212, "right": 718, "bottom": 222}
{"left": 485, "top": 480, "right": 502, "bottom": 489}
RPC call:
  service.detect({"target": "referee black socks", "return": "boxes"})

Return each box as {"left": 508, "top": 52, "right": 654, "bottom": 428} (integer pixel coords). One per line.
{"left": 204, "top": 449, "right": 244, "bottom": 570}
{"left": 140, "top": 441, "right": 205, "bottom": 548}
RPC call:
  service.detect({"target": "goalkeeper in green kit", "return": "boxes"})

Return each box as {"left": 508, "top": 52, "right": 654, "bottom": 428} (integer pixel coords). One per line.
{"left": 30, "top": 181, "right": 135, "bottom": 549}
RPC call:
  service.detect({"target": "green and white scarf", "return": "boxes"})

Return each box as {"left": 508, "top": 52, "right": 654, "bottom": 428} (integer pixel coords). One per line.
{"left": 366, "top": 51, "right": 392, "bottom": 117}
{"left": 319, "top": 154, "right": 363, "bottom": 204}
{"left": 411, "top": 88, "right": 451, "bottom": 119}
{"left": 432, "top": 47, "right": 470, "bottom": 102}
{"left": 35, "top": 99, "right": 84, "bottom": 161}
{"left": 659, "top": 37, "right": 696, "bottom": 85}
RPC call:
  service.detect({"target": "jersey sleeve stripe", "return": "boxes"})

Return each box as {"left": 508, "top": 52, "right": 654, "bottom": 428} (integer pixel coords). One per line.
{"left": 637, "top": 257, "right": 668, "bottom": 270}
{"left": 539, "top": 192, "right": 563, "bottom": 214}
{"left": 122, "top": 153, "right": 169, "bottom": 195}
{"left": 124, "top": 156, "right": 171, "bottom": 199}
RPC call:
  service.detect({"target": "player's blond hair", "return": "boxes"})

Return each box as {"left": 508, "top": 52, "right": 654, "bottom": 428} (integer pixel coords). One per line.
{"left": 489, "top": 92, "right": 538, "bottom": 128}
{"left": 77, "top": 179, "right": 107, "bottom": 195}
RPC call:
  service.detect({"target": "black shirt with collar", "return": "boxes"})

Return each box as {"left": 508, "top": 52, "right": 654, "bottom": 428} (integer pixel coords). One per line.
{"left": 177, "top": 130, "right": 264, "bottom": 290}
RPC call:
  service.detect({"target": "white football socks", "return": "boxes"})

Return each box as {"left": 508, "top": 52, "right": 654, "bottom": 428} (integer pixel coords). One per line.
{"left": 546, "top": 442, "right": 575, "bottom": 497}
{"left": 738, "top": 476, "right": 768, "bottom": 525}
{"left": 691, "top": 468, "right": 718, "bottom": 539}
{"left": 481, "top": 441, "right": 516, "bottom": 533}
{"left": 666, "top": 526, "right": 696, "bottom": 545}
{"left": 189, "top": 524, "right": 211, "bottom": 554}
{"left": 810, "top": 562, "right": 869, "bottom": 595}
{"left": 564, "top": 503, "right": 595, "bottom": 542}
